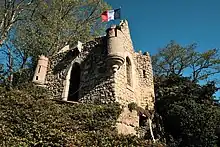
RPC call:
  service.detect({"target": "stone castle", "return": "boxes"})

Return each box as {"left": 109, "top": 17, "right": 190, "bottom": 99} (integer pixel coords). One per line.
{"left": 32, "top": 20, "right": 155, "bottom": 135}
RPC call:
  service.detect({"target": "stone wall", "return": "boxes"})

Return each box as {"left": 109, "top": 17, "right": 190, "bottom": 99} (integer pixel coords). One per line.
{"left": 79, "top": 39, "right": 116, "bottom": 104}
{"left": 114, "top": 51, "right": 154, "bottom": 135}
{"left": 110, "top": 20, "right": 154, "bottom": 135}
{"left": 135, "top": 52, "right": 155, "bottom": 110}
{"left": 45, "top": 20, "right": 154, "bottom": 109}
{"left": 111, "top": 22, "right": 155, "bottom": 109}
{"left": 44, "top": 19, "right": 155, "bottom": 136}
{"left": 46, "top": 37, "right": 116, "bottom": 104}
{"left": 46, "top": 49, "right": 73, "bottom": 98}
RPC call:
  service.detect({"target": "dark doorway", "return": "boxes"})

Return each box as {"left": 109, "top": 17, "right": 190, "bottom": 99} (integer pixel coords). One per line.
{"left": 139, "top": 115, "right": 147, "bottom": 126}
{"left": 68, "top": 63, "right": 80, "bottom": 101}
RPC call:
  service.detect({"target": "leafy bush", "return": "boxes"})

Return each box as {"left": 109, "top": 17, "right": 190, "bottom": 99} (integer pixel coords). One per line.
{"left": 166, "top": 99, "right": 220, "bottom": 147}
{"left": 154, "top": 75, "right": 220, "bottom": 146}
{"left": 12, "top": 68, "right": 35, "bottom": 87}
{"left": 0, "top": 85, "right": 165, "bottom": 146}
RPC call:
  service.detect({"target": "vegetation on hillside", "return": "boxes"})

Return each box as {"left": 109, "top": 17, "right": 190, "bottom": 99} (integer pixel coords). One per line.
{"left": 154, "top": 75, "right": 220, "bottom": 146}
{"left": 1, "top": 41, "right": 219, "bottom": 146}
{"left": 149, "top": 41, "right": 220, "bottom": 147}
{"left": 0, "top": 84, "right": 164, "bottom": 146}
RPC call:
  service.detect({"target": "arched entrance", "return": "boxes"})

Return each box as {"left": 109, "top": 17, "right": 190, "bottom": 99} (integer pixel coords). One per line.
{"left": 68, "top": 63, "right": 80, "bottom": 101}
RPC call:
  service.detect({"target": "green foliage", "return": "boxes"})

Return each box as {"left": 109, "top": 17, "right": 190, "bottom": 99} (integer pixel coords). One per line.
{"left": 14, "top": 0, "right": 110, "bottom": 58}
{"left": 1, "top": 0, "right": 111, "bottom": 86}
{"left": 166, "top": 100, "right": 220, "bottom": 147}
{"left": 152, "top": 41, "right": 196, "bottom": 76}
{"left": 0, "top": 85, "right": 165, "bottom": 146}
{"left": 0, "top": 0, "right": 33, "bottom": 46}
{"left": 152, "top": 41, "right": 220, "bottom": 83}
{"left": 12, "top": 68, "right": 35, "bottom": 87}
{"left": 154, "top": 75, "right": 220, "bottom": 146}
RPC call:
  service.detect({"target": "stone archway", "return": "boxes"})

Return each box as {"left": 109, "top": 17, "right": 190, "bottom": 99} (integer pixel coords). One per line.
{"left": 67, "top": 63, "right": 81, "bottom": 101}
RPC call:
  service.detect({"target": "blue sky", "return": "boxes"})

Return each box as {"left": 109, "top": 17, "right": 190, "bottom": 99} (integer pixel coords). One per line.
{"left": 105, "top": 0, "right": 220, "bottom": 97}
{"left": 0, "top": 0, "right": 219, "bottom": 96}
{"left": 105, "top": 0, "right": 220, "bottom": 55}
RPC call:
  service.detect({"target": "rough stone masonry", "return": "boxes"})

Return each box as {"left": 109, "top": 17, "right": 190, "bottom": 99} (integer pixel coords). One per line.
{"left": 33, "top": 20, "right": 155, "bottom": 135}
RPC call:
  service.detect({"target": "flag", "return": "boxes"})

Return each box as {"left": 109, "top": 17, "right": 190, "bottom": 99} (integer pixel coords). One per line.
{"left": 101, "top": 8, "right": 121, "bottom": 22}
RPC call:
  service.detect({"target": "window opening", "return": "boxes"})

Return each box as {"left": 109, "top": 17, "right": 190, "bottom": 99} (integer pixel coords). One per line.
{"left": 143, "top": 70, "right": 146, "bottom": 78}
{"left": 38, "top": 66, "right": 41, "bottom": 73}
{"left": 126, "top": 57, "right": 132, "bottom": 86}
{"left": 68, "top": 63, "right": 81, "bottom": 102}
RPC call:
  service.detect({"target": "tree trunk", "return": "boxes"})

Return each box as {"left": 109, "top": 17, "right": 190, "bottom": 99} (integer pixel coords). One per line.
{"left": 6, "top": 43, "right": 13, "bottom": 87}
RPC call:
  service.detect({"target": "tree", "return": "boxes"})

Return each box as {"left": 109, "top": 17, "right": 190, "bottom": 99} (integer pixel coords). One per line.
{"left": 14, "top": 0, "right": 110, "bottom": 58}
{"left": 0, "top": 0, "right": 41, "bottom": 86}
{"left": 190, "top": 48, "right": 220, "bottom": 82}
{"left": 0, "top": 0, "right": 35, "bottom": 47}
{"left": 152, "top": 41, "right": 220, "bottom": 145}
{"left": 154, "top": 75, "right": 220, "bottom": 146}
{"left": 0, "top": 0, "right": 110, "bottom": 85}
{"left": 152, "top": 40, "right": 220, "bottom": 83}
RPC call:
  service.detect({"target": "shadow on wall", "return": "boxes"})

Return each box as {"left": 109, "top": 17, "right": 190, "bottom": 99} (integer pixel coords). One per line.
{"left": 53, "top": 49, "right": 80, "bottom": 75}
{"left": 51, "top": 37, "right": 115, "bottom": 103}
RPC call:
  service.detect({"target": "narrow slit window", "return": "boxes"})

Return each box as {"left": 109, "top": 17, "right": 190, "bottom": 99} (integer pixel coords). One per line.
{"left": 36, "top": 76, "right": 38, "bottom": 80}
{"left": 126, "top": 57, "right": 132, "bottom": 86}
{"left": 38, "top": 66, "right": 41, "bottom": 73}
{"left": 143, "top": 70, "right": 146, "bottom": 78}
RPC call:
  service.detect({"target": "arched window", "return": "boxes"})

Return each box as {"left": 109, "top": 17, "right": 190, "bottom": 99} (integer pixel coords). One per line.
{"left": 126, "top": 57, "right": 132, "bottom": 86}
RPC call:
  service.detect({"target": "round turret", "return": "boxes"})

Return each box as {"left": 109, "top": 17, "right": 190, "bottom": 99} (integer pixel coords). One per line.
{"left": 32, "top": 55, "right": 49, "bottom": 86}
{"left": 106, "top": 25, "right": 125, "bottom": 73}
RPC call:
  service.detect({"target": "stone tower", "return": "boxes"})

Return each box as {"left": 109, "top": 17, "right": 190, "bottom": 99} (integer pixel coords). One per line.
{"left": 34, "top": 20, "right": 155, "bottom": 135}
{"left": 32, "top": 55, "right": 49, "bottom": 86}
